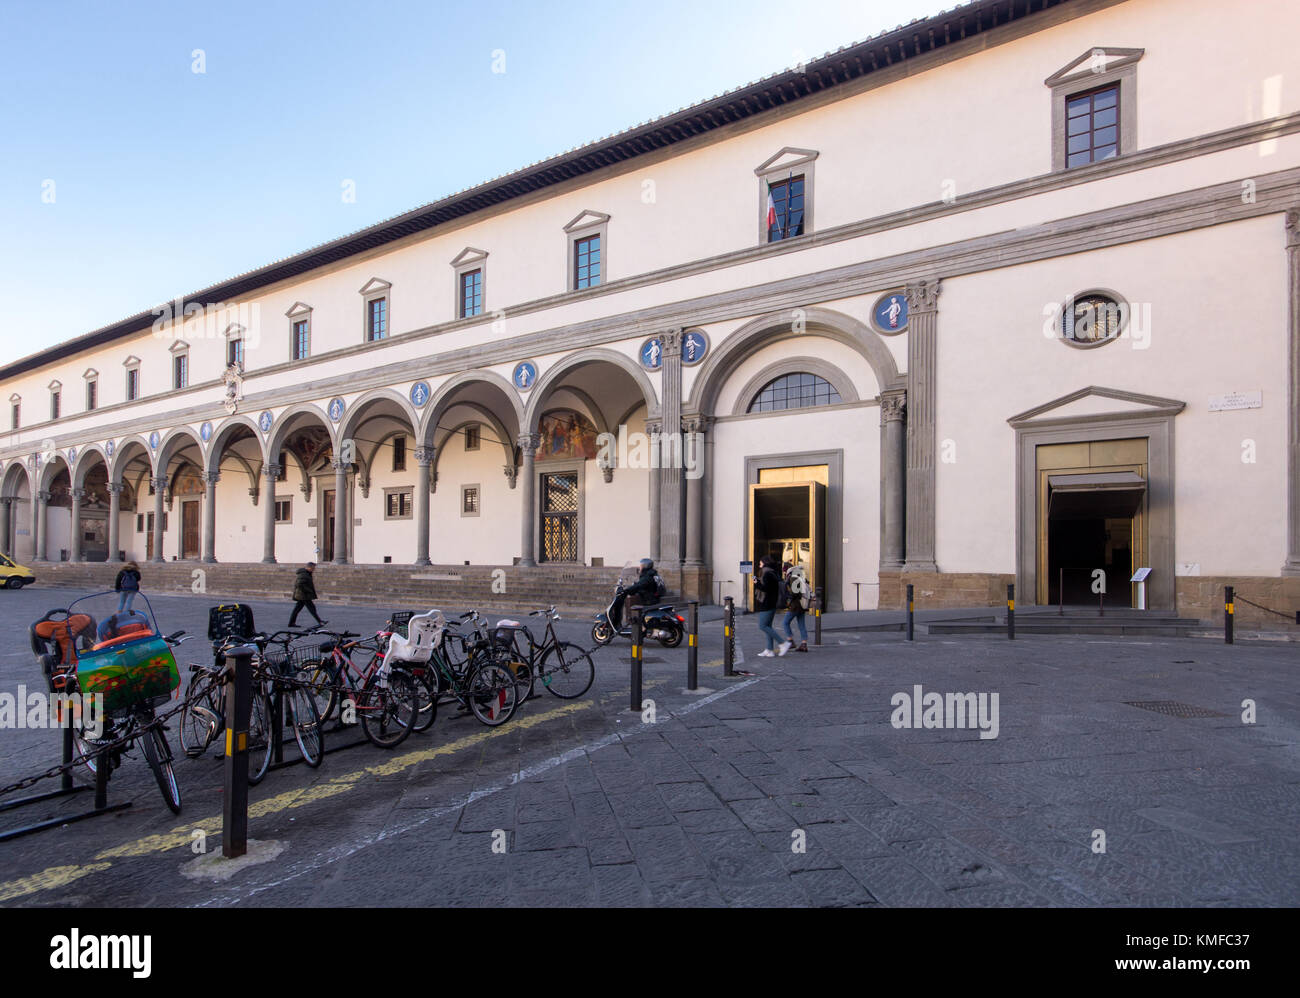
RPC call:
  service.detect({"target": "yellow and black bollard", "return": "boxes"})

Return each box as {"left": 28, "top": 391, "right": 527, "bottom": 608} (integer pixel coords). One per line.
{"left": 723, "top": 596, "right": 735, "bottom": 676}
{"left": 813, "top": 588, "right": 823, "bottom": 646}
{"left": 222, "top": 645, "right": 254, "bottom": 859}
{"left": 1225, "top": 585, "right": 1234, "bottom": 645}
{"left": 630, "top": 607, "right": 643, "bottom": 713}
{"left": 687, "top": 601, "right": 699, "bottom": 691}
{"left": 906, "top": 583, "right": 914, "bottom": 642}
{"left": 1007, "top": 583, "right": 1016, "bottom": 641}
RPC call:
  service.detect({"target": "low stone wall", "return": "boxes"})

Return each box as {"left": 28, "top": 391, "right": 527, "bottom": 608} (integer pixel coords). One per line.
{"left": 1176, "top": 576, "right": 1300, "bottom": 629}
{"left": 879, "top": 571, "right": 1015, "bottom": 610}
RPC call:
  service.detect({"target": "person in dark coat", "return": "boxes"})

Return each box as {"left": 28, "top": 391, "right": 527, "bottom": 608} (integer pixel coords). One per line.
{"left": 289, "top": 562, "right": 326, "bottom": 627}
{"left": 114, "top": 561, "right": 141, "bottom": 613}
{"left": 625, "top": 558, "right": 662, "bottom": 607}
{"left": 754, "top": 556, "right": 790, "bottom": 657}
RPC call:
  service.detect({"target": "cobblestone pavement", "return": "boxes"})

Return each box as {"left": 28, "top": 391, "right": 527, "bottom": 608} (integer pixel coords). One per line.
{"left": 1, "top": 587, "right": 1297, "bottom": 907}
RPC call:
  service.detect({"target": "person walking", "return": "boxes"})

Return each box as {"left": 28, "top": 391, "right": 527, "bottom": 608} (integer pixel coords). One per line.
{"left": 754, "top": 555, "right": 791, "bottom": 657}
{"left": 289, "top": 562, "right": 326, "bottom": 628}
{"left": 782, "top": 562, "right": 810, "bottom": 652}
{"left": 114, "top": 561, "right": 141, "bottom": 613}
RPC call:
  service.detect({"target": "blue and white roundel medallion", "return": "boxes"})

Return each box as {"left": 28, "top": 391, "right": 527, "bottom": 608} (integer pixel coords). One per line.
{"left": 200, "top": 421, "right": 213, "bottom": 443}
{"left": 872, "top": 292, "right": 909, "bottom": 334}
{"left": 513, "top": 362, "right": 537, "bottom": 391}
{"left": 328, "top": 398, "right": 345, "bottom": 423}
{"left": 148, "top": 430, "right": 160, "bottom": 450}
{"left": 105, "top": 440, "right": 115, "bottom": 458}
{"left": 259, "top": 410, "right": 274, "bottom": 434}
{"left": 410, "top": 381, "right": 431, "bottom": 408}
{"left": 681, "top": 330, "right": 709, "bottom": 365}
{"left": 640, "top": 338, "right": 663, "bottom": 370}
{"left": 67, "top": 447, "right": 77, "bottom": 466}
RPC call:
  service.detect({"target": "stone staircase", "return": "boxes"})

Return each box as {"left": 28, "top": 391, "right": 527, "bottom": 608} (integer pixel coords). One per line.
{"left": 27, "top": 561, "right": 651, "bottom": 614}
{"left": 925, "top": 607, "right": 1205, "bottom": 637}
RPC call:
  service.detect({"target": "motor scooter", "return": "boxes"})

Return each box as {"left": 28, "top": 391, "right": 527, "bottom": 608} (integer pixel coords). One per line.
{"left": 591, "top": 570, "right": 684, "bottom": 648}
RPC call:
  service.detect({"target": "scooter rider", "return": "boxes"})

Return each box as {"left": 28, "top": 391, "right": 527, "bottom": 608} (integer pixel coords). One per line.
{"left": 625, "top": 557, "right": 661, "bottom": 607}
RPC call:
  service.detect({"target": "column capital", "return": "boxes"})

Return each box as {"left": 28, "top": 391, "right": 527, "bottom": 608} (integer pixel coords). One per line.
{"left": 415, "top": 446, "right": 435, "bottom": 466}
{"left": 37, "top": 489, "right": 51, "bottom": 503}
{"left": 644, "top": 419, "right": 663, "bottom": 436}
{"left": 504, "top": 464, "right": 518, "bottom": 489}
{"left": 904, "top": 279, "right": 942, "bottom": 314}
{"left": 0, "top": 496, "right": 12, "bottom": 508}
{"left": 264, "top": 462, "right": 282, "bottom": 481}
{"left": 682, "top": 414, "right": 712, "bottom": 435}
{"left": 661, "top": 327, "right": 683, "bottom": 358}
{"left": 880, "top": 390, "right": 907, "bottom": 423}
{"left": 330, "top": 457, "right": 348, "bottom": 473}
{"left": 151, "top": 476, "right": 168, "bottom": 492}
{"left": 105, "top": 482, "right": 123, "bottom": 496}
{"left": 517, "top": 432, "right": 540, "bottom": 453}
{"left": 1287, "top": 209, "right": 1300, "bottom": 249}
{"left": 202, "top": 471, "right": 221, "bottom": 486}
{"left": 70, "top": 488, "right": 86, "bottom": 502}
{"left": 299, "top": 481, "right": 312, "bottom": 499}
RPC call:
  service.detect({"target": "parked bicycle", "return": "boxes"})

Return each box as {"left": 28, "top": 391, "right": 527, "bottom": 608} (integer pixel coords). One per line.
{"left": 490, "top": 607, "right": 595, "bottom": 701}
{"left": 299, "top": 629, "right": 420, "bottom": 749}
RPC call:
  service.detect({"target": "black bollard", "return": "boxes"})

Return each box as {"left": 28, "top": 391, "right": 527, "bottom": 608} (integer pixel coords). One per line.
{"left": 1225, "top": 586, "right": 1234, "bottom": 645}
{"left": 1007, "top": 583, "right": 1016, "bottom": 641}
{"left": 723, "top": 596, "right": 735, "bottom": 676}
{"left": 630, "top": 607, "right": 643, "bottom": 713}
{"left": 814, "top": 588, "right": 823, "bottom": 646}
{"left": 222, "top": 646, "right": 254, "bottom": 859}
{"left": 687, "top": 601, "right": 699, "bottom": 691}
{"left": 906, "top": 583, "right": 914, "bottom": 642}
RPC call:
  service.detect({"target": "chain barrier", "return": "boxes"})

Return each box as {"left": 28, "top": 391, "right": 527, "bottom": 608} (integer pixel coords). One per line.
{"left": 1232, "top": 593, "right": 1294, "bottom": 622}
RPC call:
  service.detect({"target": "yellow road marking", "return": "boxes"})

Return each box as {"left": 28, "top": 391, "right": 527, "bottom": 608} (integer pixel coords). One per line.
{"left": 0, "top": 863, "right": 113, "bottom": 904}
{"left": 4, "top": 699, "right": 594, "bottom": 896}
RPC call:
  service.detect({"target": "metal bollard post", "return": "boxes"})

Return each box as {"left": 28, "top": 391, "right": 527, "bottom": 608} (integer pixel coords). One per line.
{"left": 630, "top": 607, "right": 643, "bottom": 713}
{"left": 814, "top": 588, "right": 823, "bottom": 646}
{"left": 906, "top": 583, "right": 914, "bottom": 642}
{"left": 271, "top": 687, "right": 284, "bottom": 765}
{"left": 1007, "top": 583, "right": 1016, "bottom": 640}
{"left": 687, "top": 601, "right": 699, "bottom": 691}
{"left": 222, "top": 646, "right": 254, "bottom": 859}
{"left": 93, "top": 742, "right": 109, "bottom": 810}
{"left": 61, "top": 725, "right": 74, "bottom": 793}
{"left": 723, "top": 596, "right": 735, "bottom": 676}
{"left": 1225, "top": 585, "right": 1234, "bottom": 645}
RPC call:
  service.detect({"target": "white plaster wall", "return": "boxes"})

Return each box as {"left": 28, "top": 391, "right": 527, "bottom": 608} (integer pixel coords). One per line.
{"left": 429, "top": 441, "right": 521, "bottom": 565}
{"left": 935, "top": 215, "right": 1287, "bottom": 577}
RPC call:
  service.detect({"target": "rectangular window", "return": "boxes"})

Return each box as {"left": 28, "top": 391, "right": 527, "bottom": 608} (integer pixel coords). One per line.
{"left": 274, "top": 498, "right": 292, "bottom": 523}
{"left": 227, "top": 338, "right": 244, "bottom": 369}
{"left": 174, "top": 354, "right": 188, "bottom": 390}
{"left": 126, "top": 367, "right": 139, "bottom": 401}
{"left": 10, "top": 403, "right": 18, "bottom": 430}
{"left": 461, "top": 485, "right": 480, "bottom": 516}
{"left": 146, "top": 512, "right": 155, "bottom": 534}
{"left": 465, "top": 425, "right": 480, "bottom": 451}
{"left": 276, "top": 453, "right": 287, "bottom": 481}
{"left": 1065, "top": 85, "right": 1119, "bottom": 168}
{"left": 85, "top": 380, "right": 97, "bottom": 411}
{"left": 292, "top": 319, "right": 309, "bottom": 361}
{"left": 136, "top": 514, "right": 144, "bottom": 533}
{"left": 392, "top": 436, "right": 406, "bottom": 472}
{"left": 51, "top": 392, "right": 61, "bottom": 420}
{"left": 459, "top": 269, "right": 483, "bottom": 318}
{"left": 574, "top": 235, "right": 601, "bottom": 289}
{"left": 367, "top": 297, "right": 388, "bottom": 341}
{"left": 766, "top": 174, "right": 806, "bottom": 242}
{"left": 385, "top": 490, "right": 412, "bottom": 519}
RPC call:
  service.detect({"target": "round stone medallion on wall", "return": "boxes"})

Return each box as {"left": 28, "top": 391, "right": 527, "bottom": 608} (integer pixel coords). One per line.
{"left": 871, "top": 290, "right": 909, "bottom": 335}
{"left": 1058, "top": 289, "right": 1130, "bottom": 348}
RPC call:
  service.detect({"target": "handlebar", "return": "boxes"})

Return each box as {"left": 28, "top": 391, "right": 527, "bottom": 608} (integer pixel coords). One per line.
{"left": 163, "top": 630, "right": 190, "bottom": 645}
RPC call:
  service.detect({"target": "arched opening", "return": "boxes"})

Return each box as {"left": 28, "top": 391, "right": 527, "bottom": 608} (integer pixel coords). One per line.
{"left": 267, "top": 406, "right": 336, "bottom": 563}
{"left": 1, "top": 462, "right": 33, "bottom": 562}
{"left": 339, "top": 391, "right": 418, "bottom": 565}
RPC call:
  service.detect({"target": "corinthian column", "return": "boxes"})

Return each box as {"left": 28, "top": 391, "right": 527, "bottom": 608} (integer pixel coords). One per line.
{"left": 518, "top": 433, "right": 539, "bottom": 567}
{"left": 332, "top": 457, "right": 349, "bottom": 564}
{"left": 903, "top": 279, "right": 941, "bottom": 573}
{"left": 106, "top": 482, "right": 122, "bottom": 562}
{"left": 34, "top": 490, "right": 49, "bottom": 562}
{"left": 202, "top": 471, "right": 219, "bottom": 563}
{"left": 151, "top": 477, "right": 166, "bottom": 562}
{"left": 69, "top": 488, "right": 85, "bottom": 562}
{"left": 659, "top": 328, "right": 684, "bottom": 570}
{"left": 1284, "top": 211, "right": 1300, "bottom": 574}
{"left": 414, "top": 446, "right": 433, "bottom": 566}
{"left": 262, "top": 462, "right": 280, "bottom": 563}
{"left": 880, "top": 390, "right": 907, "bottom": 571}
{"left": 683, "top": 415, "right": 710, "bottom": 568}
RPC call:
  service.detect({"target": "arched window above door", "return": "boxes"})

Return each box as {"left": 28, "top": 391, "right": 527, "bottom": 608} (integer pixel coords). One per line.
{"left": 747, "top": 372, "right": 842, "bottom": 414}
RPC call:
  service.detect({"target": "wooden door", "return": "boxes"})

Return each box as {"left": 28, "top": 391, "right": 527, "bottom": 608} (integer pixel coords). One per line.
{"left": 181, "top": 501, "right": 200, "bottom": 559}
{"left": 322, "top": 490, "right": 335, "bottom": 562}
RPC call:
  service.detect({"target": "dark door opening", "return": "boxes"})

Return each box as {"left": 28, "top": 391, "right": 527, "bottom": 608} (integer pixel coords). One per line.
{"left": 181, "top": 501, "right": 200, "bottom": 560}
{"left": 1046, "top": 473, "right": 1143, "bottom": 607}
{"left": 747, "top": 481, "right": 825, "bottom": 610}
{"left": 322, "top": 490, "right": 335, "bottom": 563}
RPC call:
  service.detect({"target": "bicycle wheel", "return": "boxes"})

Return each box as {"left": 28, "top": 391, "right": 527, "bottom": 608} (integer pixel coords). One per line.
{"left": 466, "top": 662, "right": 519, "bottom": 726}
{"left": 285, "top": 684, "right": 324, "bottom": 767}
{"left": 180, "top": 701, "right": 220, "bottom": 759}
{"left": 246, "top": 687, "right": 274, "bottom": 785}
{"left": 408, "top": 665, "right": 438, "bottom": 733}
{"left": 301, "top": 657, "right": 340, "bottom": 723}
{"left": 139, "top": 721, "right": 182, "bottom": 814}
{"left": 359, "top": 670, "right": 417, "bottom": 749}
{"left": 537, "top": 642, "right": 595, "bottom": 699}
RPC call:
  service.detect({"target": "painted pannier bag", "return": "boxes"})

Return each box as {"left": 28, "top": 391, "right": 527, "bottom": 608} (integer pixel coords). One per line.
{"left": 76, "top": 625, "right": 180, "bottom": 713}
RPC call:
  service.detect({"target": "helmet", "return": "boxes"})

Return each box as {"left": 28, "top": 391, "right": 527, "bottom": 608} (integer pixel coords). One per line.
{"left": 639, "top": 558, "right": 654, "bottom": 571}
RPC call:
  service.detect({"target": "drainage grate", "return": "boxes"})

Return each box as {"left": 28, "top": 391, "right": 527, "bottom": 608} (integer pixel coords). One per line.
{"left": 1124, "top": 700, "right": 1229, "bottom": 719}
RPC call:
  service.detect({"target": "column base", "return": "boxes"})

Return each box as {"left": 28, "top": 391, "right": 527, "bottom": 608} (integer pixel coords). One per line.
{"left": 414, "top": 557, "right": 432, "bottom": 567}
{"left": 1282, "top": 558, "right": 1300, "bottom": 577}
{"left": 902, "top": 560, "right": 938, "bottom": 574}
{"left": 203, "top": 557, "right": 218, "bottom": 564}
{"left": 518, "top": 558, "right": 537, "bottom": 568}
{"left": 261, "top": 557, "right": 277, "bottom": 565}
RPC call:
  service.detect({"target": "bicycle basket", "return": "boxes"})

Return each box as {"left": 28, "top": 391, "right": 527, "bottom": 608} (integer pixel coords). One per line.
{"left": 76, "top": 633, "right": 180, "bottom": 714}
{"left": 208, "top": 603, "right": 256, "bottom": 643}
{"left": 386, "top": 610, "right": 415, "bottom": 639}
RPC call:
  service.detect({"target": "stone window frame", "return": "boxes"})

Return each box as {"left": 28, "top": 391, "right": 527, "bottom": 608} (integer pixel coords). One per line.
{"left": 1054, "top": 287, "right": 1132, "bottom": 350}
{"left": 274, "top": 495, "right": 292, "bottom": 524}
{"left": 83, "top": 368, "right": 98, "bottom": 411}
{"left": 533, "top": 458, "right": 585, "bottom": 564}
{"left": 8, "top": 394, "right": 18, "bottom": 430}
{"left": 224, "top": 323, "right": 245, "bottom": 371}
{"left": 359, "top": 277, "right": 392, "bottom": 344}
{"left": 124, "top": 355, "right": 141, "bottom": 401}
{"left": 169, "top": 339, "right": 190, "bottom": 390}
{"left": 731, "top": 358, "right": 859, "bottom": 417}
{"left": 391, "top": 434, "right": 407, "bottom": 473}
{"left": 464, "top": 424, "right": 481, "bottom": 451}
{"left": 286, "top": 302, "right": 312, "bottom": 362}
{"left": 754, "top": 147, "right": 819, "bottom": 245}
{"left": 383, "top": 486, "right": 413, "bottom": 520}
{"left": 451, "top": 247, "right": 488, "bottom": 319}
{"left": 48, "top": 380, "right": 62, "bottom": 421}
{"left": 564, "top": 210, "right": 610, "bottom": 292}
{"left": 460, "top": 483, "right": 481, "bottom": 518}
{"left": 1045, "top": 47, "right": 1143, "bottom": 173}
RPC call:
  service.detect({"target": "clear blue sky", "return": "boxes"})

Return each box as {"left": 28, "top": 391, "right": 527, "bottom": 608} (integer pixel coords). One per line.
{"left": 0, "top": 0, "right": 948, "bottom": 365}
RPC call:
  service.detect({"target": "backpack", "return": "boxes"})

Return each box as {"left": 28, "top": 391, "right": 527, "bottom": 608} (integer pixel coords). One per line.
{"left": 653, "top": 574, "right": 667, "bottom": 601}
{"left": 785, "top": 568, "right": 807, "bottom": 611}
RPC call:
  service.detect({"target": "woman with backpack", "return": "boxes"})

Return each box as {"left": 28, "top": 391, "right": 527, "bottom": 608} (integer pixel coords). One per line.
{"left": 782, "top": 562, "right": 810, "bottom": 652}
{"left": 114, "top": 561, "right": 141, "bottom": 613}
{"left": 755, "top": 555, "right": 790, "bottom": 657}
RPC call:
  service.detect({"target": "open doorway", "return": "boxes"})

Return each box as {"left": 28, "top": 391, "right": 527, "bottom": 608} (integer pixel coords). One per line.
{"left": 747, "top": 478, "right": 825, "bottom": 609}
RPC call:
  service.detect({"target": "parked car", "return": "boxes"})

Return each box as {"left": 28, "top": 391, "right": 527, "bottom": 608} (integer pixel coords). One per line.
{"left": 0, "top": 552, "right": 35, "bottom": 588}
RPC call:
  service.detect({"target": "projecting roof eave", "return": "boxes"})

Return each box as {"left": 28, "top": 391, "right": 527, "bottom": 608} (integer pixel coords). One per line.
{"left": 1, "top": 0, "right": 1088, "bottom": 381}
